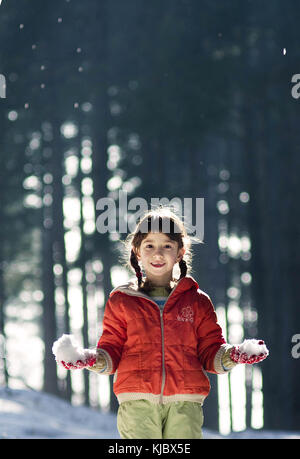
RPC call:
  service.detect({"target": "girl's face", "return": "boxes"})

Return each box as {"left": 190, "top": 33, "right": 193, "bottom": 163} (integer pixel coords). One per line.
{"left": 135, "top": 232, "right": 185, "bottom": 287}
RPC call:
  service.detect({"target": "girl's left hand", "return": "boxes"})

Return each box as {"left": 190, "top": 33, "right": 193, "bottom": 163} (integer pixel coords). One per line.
{"left": 60, "top": 354, "right": 97, "bottom": 370}
{"left": 230, "top": 339, "right": 269, "bottom": 365}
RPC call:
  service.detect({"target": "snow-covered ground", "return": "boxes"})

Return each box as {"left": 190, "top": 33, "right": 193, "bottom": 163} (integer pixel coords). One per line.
{"left": 0, "top": 386, "right": 119, "bottom": 439}
{"left": 0, "top": 386, "right": 299, "bottom": 439}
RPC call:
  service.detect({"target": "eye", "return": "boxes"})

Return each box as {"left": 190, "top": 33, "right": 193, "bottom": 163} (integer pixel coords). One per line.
{"left": 145, "top": 244, "right": 153, "bottom": 248}
{"left": 165, "top": 244, "right": 172, "bottom": 249}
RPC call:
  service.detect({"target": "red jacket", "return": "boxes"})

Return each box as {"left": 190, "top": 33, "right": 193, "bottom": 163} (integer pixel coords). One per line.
{"left": 97, "top": 276, "right": 229, "bottom": 405}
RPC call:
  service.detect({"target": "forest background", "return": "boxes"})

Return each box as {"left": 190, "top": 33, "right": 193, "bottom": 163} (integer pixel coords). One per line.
{"left": 0, "top": 0, "right": 299, "bottom": 434}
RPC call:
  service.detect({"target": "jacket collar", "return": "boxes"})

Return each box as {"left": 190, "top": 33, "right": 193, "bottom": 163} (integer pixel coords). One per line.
{"left": 109, "top": 275, "right": 199, "bottom": 301}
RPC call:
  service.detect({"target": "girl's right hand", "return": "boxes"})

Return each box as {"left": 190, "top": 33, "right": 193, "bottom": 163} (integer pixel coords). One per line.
{"left": 52, "top": 334, "right": 96, "bottom": 370}
{"left": 60, "top": 354, "right": 97, "bottom": 370}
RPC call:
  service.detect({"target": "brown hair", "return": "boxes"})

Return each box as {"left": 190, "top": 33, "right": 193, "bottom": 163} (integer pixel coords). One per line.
{"left": 123, "top": 206, "right": 193, "bottom": 294}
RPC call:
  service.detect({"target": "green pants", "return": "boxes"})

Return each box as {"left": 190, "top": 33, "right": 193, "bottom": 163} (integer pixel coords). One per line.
{"left": 117, "top": 400, "right": 203, "bottom": 439}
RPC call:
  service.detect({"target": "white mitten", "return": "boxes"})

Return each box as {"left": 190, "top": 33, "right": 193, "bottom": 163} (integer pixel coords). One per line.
{"left": 52, "top": 334, "right": 96, "bottom": 370}
{"left": 230, "top": 339, "right": 269, "bottom": 364}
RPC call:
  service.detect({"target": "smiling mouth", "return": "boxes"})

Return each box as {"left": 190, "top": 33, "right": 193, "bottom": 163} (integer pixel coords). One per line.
{"left": 151, "top": 263, "right": 165, "bottom": 268}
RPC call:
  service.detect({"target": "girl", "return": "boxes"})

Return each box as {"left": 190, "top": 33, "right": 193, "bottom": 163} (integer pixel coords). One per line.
{"left": 53, "top": 206, "right": 268, "bottom": 439}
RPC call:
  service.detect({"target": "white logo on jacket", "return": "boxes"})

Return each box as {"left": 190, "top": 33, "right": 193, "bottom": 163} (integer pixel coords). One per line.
{"left": 177, "top": 306, "right": 194, "bottom": 323}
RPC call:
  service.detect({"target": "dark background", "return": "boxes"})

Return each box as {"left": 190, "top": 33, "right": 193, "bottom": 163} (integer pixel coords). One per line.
{"left": 0, "top": 0, "right": 299, "bottom": 433}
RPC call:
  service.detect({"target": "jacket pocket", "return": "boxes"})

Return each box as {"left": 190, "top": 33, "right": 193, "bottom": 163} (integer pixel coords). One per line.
{"left": 183, "top": 353, "right": 210, "bottom": 391}
{"left": 114, "top": 352, "right": 142, "bottom": 391}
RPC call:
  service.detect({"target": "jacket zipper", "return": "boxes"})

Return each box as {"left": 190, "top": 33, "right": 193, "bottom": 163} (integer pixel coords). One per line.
{"left": 159, "top": 308, "right": 166, "bottom": 404}
{"left": 145, "top": 288, "right": 178, "bottom": 403}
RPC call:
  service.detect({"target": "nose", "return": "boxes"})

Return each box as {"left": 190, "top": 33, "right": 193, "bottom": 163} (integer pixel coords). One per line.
{"left": 153, "top": 248, "right": 164, "bottom": 258}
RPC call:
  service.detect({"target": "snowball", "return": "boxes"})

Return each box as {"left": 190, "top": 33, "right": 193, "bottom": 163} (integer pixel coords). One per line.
{"left": 239, "top": 339, "right": 269, "bottom": 356}
{"left": 52, "top": 334, "right": 93, "bottom": 364}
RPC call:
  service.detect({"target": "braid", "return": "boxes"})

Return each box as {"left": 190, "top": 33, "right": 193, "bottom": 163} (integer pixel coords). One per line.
{"left": 130, "top": 249, "right": 143, "bottom": 287}
{"left": 179, "top": 258, "right": 187, "bottom": 279}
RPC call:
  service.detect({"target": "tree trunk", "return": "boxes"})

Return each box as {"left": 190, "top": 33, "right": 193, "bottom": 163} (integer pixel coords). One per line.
{"left": 51, "top": 122, "right": 72, "bottom": 401}
{"left": 41, "top": 202, "right": 59, "bottom": 396}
